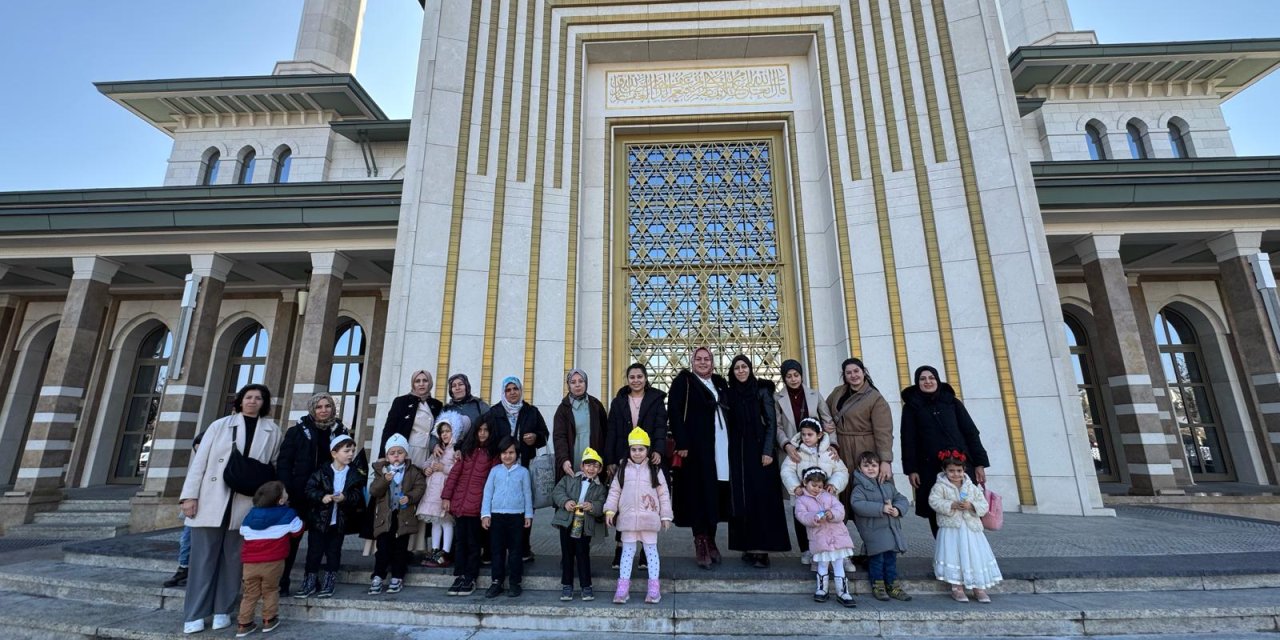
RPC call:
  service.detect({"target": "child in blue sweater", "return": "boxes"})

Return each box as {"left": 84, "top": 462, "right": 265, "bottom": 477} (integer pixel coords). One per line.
{"left": 480, "top": 436, "right": 533, "bottom": 598}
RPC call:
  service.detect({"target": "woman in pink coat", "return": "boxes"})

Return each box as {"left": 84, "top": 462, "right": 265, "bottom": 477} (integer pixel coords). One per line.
{"left": 793, "top": 467, "right": 856, "bottom": 607}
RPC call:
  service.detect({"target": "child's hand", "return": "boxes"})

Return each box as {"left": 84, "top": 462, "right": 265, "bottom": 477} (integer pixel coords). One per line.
{"left": 322, "top": 495, "right": 333, "bottom": 505}
{"left": 441, "top": 499, "right": 450, "bottom": 514}
{"left": 481, "top": 516, "right": 491, "bottom": 530}
{"left": 383, "top": 472, "right": 394, "bottom": 482}
{"left": 564, "top": 500, "right": 577, "bottom": 512}
{"left": 960, "top": 500, "right": 973, "bottom": 512}
{"left": 523, "top": 518, "right": 532, "bottom": 529}
{"left": 579, "top": 501, "right": 592, "bottom": 512}
{"left": 661, "top": 520, "right": 671, "bottom": 531}
{"left": 605, "top": 513, "right": 615, "bottom": 527}
{"left": 399, "top": 496, "right": 409, "bottom": 506}
{"left": 826, "top": 511, "right": 836, "bottom": 522}
{"left": 882, "top": 503, "right": 894, "bottom": 515}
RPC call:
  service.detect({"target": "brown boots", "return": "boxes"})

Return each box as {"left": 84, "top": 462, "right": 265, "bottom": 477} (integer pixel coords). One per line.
{"left": 694, "top": 535, "right": 711, "bottom": 569}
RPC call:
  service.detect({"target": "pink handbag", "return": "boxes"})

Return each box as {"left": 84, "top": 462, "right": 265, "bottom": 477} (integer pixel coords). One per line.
{"left": 980, "top": 483, "right": 1003, "bottom": 531}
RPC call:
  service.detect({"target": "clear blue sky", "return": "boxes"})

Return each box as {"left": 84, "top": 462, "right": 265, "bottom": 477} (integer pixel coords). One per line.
{"left": 0, "top": 1, "right": 1276, "bottom": 191}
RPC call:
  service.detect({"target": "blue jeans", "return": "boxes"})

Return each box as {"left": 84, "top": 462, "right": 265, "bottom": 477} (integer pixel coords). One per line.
{"left": 177, "top": 525, "right": 192, "bottom": 568}
{"left": 867, "top": 550, "right": 897, "bottom": 585}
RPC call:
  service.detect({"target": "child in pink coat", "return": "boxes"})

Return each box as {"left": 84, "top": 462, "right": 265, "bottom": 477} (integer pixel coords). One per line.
{"left": 604, "top": 427, "right": 672, "bottom": 605}
{"left": 793, "top": 467, "right": 856, "bottom": 607}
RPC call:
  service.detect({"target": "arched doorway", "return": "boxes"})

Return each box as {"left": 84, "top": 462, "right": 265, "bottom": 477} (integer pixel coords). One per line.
{"left": 329, "top": 320, "right": 366, "bottom": 433}
{"left": 110, "top": 326, "right": 173, "bottom": 482}
{"left": 1154, "top": 308, "right": 1232, "bottom": 480}
{"left": 219, "top": 324, "right": 268, "bottom": 417}
{"left": 1063, "top": 314, "right": 1118, "bottom": 482}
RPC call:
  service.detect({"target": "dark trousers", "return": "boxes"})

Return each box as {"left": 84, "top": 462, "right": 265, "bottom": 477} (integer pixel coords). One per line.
{"left": 453, "top": 516, "right": 483, "bottom": 582}
{"left": 373, "top": 515, "right": 412, "bottom": 580}
{"left": 867, "top": 550, "right": 899, "bottom": 584}
{"left": 793, "top": 516, "right": 810, "bottom": 553}
{"left": 280, "top": 534, "right": 302, "bottom": 590}
{"left": 304, "top": 527, "right": 344, "bottom": 574}
{"left": 489, "top": 513, "right": 525, "bottom": 585}
{"left": 558, "top": 527, "right": 592, "bottom": 588}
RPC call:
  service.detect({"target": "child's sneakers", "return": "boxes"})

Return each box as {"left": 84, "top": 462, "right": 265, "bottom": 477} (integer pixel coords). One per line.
{"left": 294, "top": 573, "right": 318, "bottom": 599}
{"left": 368, "top": 576, "right": 385, "bottom": 595}
{"left": 387, "top": 578, "right": 403, "bottom": 594}
{"left": 507, "top": 582, "right": 523, "bottom": 597}
{"left": 316, "top": 571, "right": 337, "bottom": 598}
{"left": 813, "top": 573, "right": 829, "bottom": 603}
{"left": 613, "top": 578, "right": 630, "bottom": 604}
{"left": 484, "top": 581, "right": 504, "bottom": 598}
{"left": 581, "top": 586, "right": 594, "bottom": 601}
{"left": 644, "top": 579, "right": 661, "bottom": 604}
{"left": 456, "top": 579, "right": 476, "bottom": 596}
{"left": 887, "top": 581, "right": 913, "bottom": 601}
{"left": 261, "top": 617, "right": 280, "bottom": 633}
{"left": 446, "top": 577, "right": 463, "bottom": 596}
{"left": 835, "top": 577, "right": 857, "bottom": 608}
{"left": 872, "top": 579, "right": 891, "bottom": 601}
{"left": 560, "top": 585, "right": 574, "bottom": 601}
{"left": 799, "top": 550, "right": 813, "bottom": 566}
{"left": 235, "top": 622, "right": 258, "bottom": 638}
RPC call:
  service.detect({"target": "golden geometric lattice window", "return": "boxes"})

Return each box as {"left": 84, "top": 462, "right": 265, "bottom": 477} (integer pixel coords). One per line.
{"left": 624, "top": 139, "right": 786, "bottom": 389}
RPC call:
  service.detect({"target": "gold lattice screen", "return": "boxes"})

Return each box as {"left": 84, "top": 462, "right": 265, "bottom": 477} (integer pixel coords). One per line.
{"left": 621, "top": 138, "right": 791, "bottom": 390}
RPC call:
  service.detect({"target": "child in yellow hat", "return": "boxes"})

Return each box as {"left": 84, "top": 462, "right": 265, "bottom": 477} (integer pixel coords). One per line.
{"left": 604, "top": 427, "right": 673, "bottom": 604}
{"left": 549, "top": 447, "right": 608, "bottom": 601}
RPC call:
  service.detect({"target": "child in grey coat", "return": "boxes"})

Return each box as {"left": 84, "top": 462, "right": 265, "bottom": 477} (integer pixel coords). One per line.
{"left": 849, "top": 450, "right": 913, "bottom": 601}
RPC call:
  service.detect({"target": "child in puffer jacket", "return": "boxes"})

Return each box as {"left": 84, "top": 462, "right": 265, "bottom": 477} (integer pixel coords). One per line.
{"left": 793, "top": 467, "right": 856, "bottom": 608}
{"left": 604, "top": 427, "right": 672, "bottom": 605}
{"left": 440, "top": 420, "right": 498, "bottom": 597}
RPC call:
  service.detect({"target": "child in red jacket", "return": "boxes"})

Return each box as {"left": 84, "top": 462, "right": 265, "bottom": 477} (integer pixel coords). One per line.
{"left": 440, "top": 420, "right": 499, "bottom": 596}
{"left": 237, "top": 481, "right": 303, "bottom": 636}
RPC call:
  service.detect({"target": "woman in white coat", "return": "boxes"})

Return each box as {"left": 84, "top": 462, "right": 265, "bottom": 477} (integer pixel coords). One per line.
{"left": 179, "top": 384, "right": 283, "bottom": 634}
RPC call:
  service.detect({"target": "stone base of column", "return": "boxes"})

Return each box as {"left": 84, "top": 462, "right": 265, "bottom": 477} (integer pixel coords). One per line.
{"left": 129, "top": 492, "right": 184, "bottom": 534}
{"left": 1127, "top": 482, "right": 1186, "bottom": 497}
{"left": 0, "top": 490, "right": 63, "bottom": 533}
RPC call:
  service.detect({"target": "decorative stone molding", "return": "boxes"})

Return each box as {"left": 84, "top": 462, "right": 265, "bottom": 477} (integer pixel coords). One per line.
{"left": 605, "top": 65, "right": 791, "bottom": 109}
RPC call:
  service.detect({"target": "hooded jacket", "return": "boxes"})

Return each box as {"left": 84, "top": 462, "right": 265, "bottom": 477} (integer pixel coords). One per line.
{"left": 239, "top": 504, "right": 304, "bottom": 564}
{"left": 603, "top": 459, "right": 673, "bottom": 534}
{"left": 370, "top": 459, "right": 427, "bottom": 537}
{"left": 849, "top": 469, "right": 911, "bottom": 555}
{"left": 778, "top": 432, "right": 850, "bottom": 495}
{"left": 928, "top": 470, "right": 990, "bottom": 532}
{"left": 440, "top": 448, "right": 497, "bottom": 518}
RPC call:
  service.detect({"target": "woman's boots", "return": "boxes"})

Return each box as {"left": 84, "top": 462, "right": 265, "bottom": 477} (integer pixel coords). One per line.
{"left": 693, "top": 535, "right": 711, "bottom": 569}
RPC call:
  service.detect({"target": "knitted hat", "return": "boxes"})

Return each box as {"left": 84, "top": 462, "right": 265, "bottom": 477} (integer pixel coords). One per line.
{"left": 781, "top": 359, "right": 803, "bottom": 379}
{"left": 330, "top": 434, "right": 354, "bottom": 450}
{"left": 627, "top": 426, "right": 650, "bottom": 447}
{"left": 581, "top": 447, "right": 603, "bottom": 465}
{"left": 384, "top": 433, "right": 409, "bottom": 455}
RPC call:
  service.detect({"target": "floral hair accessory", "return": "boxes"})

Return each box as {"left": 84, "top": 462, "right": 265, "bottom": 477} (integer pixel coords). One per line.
{"left": 937, "top": 449, "right": 966, "bottom": 463}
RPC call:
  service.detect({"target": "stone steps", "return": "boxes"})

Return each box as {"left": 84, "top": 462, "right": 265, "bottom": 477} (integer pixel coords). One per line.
{"left": 32, "top": 509, "right": 130, "bottom": 527}
{"left": 3, "top": 498, "right": 132, "bottom": 540}
{"left": 4, "top": 523, "right": 128, "bottom": 540}
{"left": 53, "top": 499, "right": 132, "bottom": 513}
{"left": 0, "top": 559, "right": 1278, "bottom": 636}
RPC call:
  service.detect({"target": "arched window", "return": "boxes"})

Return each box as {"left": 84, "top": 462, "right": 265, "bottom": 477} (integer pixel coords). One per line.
{"left": 1154, "top": 309, "right": 1230, "bottom": 479}
{"left": 271, "top": 147, "right": 292, "bottom": 183}
{"left": 236, "top": 148, "right": 256, "bottom": 184}
{"left": 1084, "top": 121, "right": 1108, "bottom": 160}
{"left": 1063, "top": 315, "right": 1116, "bottom": 481}
{"left": 200, "top": 149, "right": 221, "bottom": 185}
{"left": 222, "top": 324, "right": 269, "bottom": 416}
{"left": 113, "top": 326, "right": 173, "bottom": 481}
{"left": 1126, "top": 120, "right": 1150, "bottom": 159}
{"left": 1168, "top": 118, "right": 1192, "bottom": 158}
{"left": 329, "top": 321, "right": 366, "bottom": 431}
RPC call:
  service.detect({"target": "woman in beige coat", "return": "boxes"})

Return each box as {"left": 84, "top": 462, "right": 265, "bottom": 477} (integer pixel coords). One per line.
{"left": 179, "top": 384, "right": 283, "bottom": 634}
{"left": 824, "top": 357, "right": 894, "bottom": 511}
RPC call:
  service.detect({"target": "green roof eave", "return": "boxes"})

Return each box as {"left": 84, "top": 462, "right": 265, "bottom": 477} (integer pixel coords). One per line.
{"left": 0, "top": 180, "right": 402, "bottom": 234}
{"left": 1009, "top": 38, "right": 1280, "bottom": 67}
{"left": 1033, "top": 158, "right": 1280, "bottom": 209}
{"left": 331, "top": 119, "right": 412, "bottom": 142}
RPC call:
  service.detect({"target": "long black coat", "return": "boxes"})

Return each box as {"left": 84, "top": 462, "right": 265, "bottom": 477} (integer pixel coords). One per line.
{"left": 276, "top": 416, "right": 349, "bottom": 515}
{"left": 552, "top": 394, "right": 608, "bottom": 481}
{"left": 482, "top": 403, "right": 549, "bottom": 466}
{"left": 605, "top": 386, "right": 668, "bottom": 468}
{"left": 668, "top": 369, "right": 730, "bottom": 529}
{"left": 724, "top": 378, "right": 791, "bottom": 552}
{"left": 899, "top": 382, "right": 990, "bottom": 518}
{"left": 379, "top": 393, "right": 443, "bottom": 458}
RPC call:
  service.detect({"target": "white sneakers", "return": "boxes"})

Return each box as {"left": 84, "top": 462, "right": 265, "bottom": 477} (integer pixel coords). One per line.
{"left": 185, "top": 614, "right": 231, "bottom": 634}
{"left": 800, "top": 550, "right": 813, "bottom": 565}
{"left": 183, "top": 619, "right": 205, "bottom": 634}
{"left": 211, "top": 614, "right": 232, "bottom": 630}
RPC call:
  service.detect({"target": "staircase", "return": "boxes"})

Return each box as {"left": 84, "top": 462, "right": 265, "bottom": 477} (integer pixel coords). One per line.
{"left": 3, "top": 488, "right": 134, "bottom": 541}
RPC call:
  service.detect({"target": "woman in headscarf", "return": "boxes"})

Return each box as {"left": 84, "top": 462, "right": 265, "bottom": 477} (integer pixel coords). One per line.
{"left": 275, "top": 392, "right": 349, "bottom": 594}
{"left": 380, "top": 370, "right": 444, "bottom": 461}
{"left": 481, "top": 376, "right": 548, "bottom": 561}
{"left": 552, "top": 368, "right": 608, "bottom": 482}
{"left": 772, "top": 359, "right": 834, "bottom": 566}
{"left": 900, "top": 365, "right": 990, "bottom": 537}
{"left": 668, "top": 346, "right": 730, "bottom": 569}
{"left": 825, "top": 357, "right": 894, "bottom": 512}
{"left": 724, "top": 355, "right": 791, "bottom": 568}
{"left": 605, "top": 362, "right": 668, "bottom": 569}
{"left": 443, "top": 373, "right": 488, "bottom": 443}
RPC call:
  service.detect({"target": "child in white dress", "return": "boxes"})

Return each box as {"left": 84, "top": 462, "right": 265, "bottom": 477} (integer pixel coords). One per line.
{"left": 927, "top": 449, "right": 1002, "bottom": 603}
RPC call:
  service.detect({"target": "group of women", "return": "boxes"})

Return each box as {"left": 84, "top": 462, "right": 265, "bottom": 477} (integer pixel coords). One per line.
{"left": 177, "top": 347, "right": 992, "bottom": 625}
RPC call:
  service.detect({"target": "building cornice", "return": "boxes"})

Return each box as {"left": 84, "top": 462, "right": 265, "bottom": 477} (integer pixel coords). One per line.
{"left": 1033, "top": 158, "right": 1280, "bottom": 209}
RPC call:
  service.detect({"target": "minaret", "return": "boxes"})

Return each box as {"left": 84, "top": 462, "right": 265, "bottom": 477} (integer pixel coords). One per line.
{"left": 273, "top": 0, "right": 368, "bottom": 75}
{"left": 998, "top": 0, "right": 1096, "bottom": 49}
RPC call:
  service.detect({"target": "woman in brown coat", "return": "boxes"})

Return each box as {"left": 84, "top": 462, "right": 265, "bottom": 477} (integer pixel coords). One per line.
{"left": 552, "top": 368, "right": 608, "bottom": 482}
{"left": 825, "top": 357, "right": 894, "bottom": 511}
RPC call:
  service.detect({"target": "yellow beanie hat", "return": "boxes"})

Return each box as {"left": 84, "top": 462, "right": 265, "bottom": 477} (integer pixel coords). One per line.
{"left": 581, "top": 447, "right": 603, "bottom": 465}
{"left": 627, "top": 426, "right": 650, "bottom": 447}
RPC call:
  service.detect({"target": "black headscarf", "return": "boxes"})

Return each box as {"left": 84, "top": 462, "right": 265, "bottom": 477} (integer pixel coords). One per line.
{"left": 913, "top": 365, "right": 941, "bottom": 399}
{"left": 726, "top": 354, "right": 758, "bottom": 396}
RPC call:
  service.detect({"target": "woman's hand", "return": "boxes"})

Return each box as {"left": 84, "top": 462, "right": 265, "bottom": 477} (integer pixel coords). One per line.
{"left": 522, "top": 432, "right": 536, "bottom": 446}
{"left": 793, "top": 486, "right": 804, "bottom": 497}
{"left": 433, "top": 444, "right": 445, "bottom": 458}
{"left": 676, "top": 449, "right": 688, "bottom": 459}
{"left": 760, "top": 455, "right": 773, "bottom": 467}
{"left": 974, "top": 466, "right": 987, "bottom": 485}
{"left": 332, "top": 493, "right": 345, "bottom": 503}
{"left": 562, "top": 460, "right": 574, "bottom": 477}
{"left": 650, "top": 451, "right": 662, "bottom": 466}
{"left": 180, "top": 499, "right": 198, "bottom": 519}
{"left": 825, "top": 484, "right": 837, "bottom": 495}
{"left": 878, "top": 464, "right": 893, "bottom": 482}
{"left": 322, "top": 495, "right": 333, "bottom": 505}
{"left": 909, "top": 473, "right": 920, "bottom": 490}
{"left": 826, "top": 448, "right": 840, "bottom": 462}
{"left": 785, "top": 443, "right": 801, "bottom": 463}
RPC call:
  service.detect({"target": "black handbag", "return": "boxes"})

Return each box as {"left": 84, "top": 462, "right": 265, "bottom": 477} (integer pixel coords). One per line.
{"left": 224, "top": 443, "right": 276, "bottom": 497}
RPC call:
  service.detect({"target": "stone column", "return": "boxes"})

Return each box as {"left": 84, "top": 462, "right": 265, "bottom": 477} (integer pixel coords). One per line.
{"left": 1127, "top": 276, "right": 1195, "bottom": 486}
{"left": 288, "top": 251, "right": 349, "bottom": 422}
{"left": 274, "top": 0, "right": 368, "bottom": 75}
{"left": 997, "top": 0, "right": 1083, "bottom": 48}
{"left": 1207, "top": 232, "right": 1280, "bottom": 484}
{"left": 359, "top": 289, "right": 390, "bottom": 450}
{"left": 0, "top": 257, "right": 118, "bottom": 530}
{"left": 1075, "top": 235, "right": 1181, "bottom": 495}
{"left": 130, "top": 254, "right": 233, "bottom": 532}
{"left": 263, "top": 289, "right": 300, "bottom": 422}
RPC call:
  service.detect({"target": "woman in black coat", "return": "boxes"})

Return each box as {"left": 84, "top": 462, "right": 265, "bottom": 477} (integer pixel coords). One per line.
{"left": 668, "top": 346, "right": 730, "bottom": 569}
{"left": 275, "top": 392, "right": 348, "bottom": 594}
{"left": 723, "top": 355, "right": 791, "bottom": 567}
{"left": 605, "top": 363, "right": 668, "bottom": 473}
{"left": 379, "top": 369, "right": 444, "bottom": 459}
{"left": 900, "top": 365, "right": 990, "bottom": 537}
